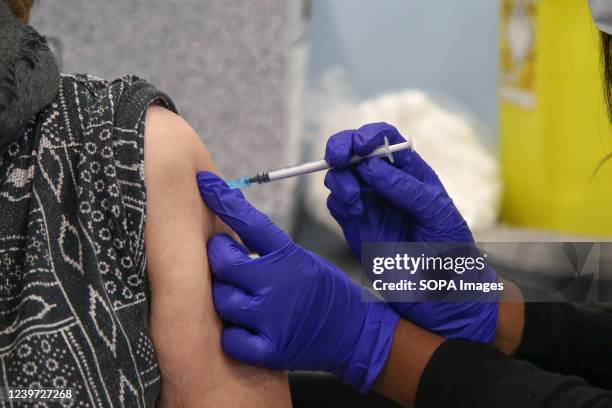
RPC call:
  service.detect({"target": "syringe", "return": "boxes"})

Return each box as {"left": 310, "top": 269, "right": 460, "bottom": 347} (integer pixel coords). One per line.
{"left": 227, "top": 136, "right": 413, "bottom": 189}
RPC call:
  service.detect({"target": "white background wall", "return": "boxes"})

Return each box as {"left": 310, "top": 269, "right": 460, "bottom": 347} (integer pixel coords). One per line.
{"left": 307, "top": 0, "right": 500, "bottom": 133}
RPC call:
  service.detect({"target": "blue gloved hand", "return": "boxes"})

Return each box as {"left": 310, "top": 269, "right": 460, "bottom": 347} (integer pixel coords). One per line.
{"left": 197, "top": 171, "right": 400, "bottom": 393}
{"left": 324, "top": 122, "right": 498, "bottom": 343}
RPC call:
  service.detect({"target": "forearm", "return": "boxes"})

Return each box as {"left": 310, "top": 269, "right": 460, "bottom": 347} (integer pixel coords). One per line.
{"left": 494, "top": 280, "right": 612, "bottom": 387}
{"left": 416, "top": 339, "right": 612, "bottom": 408}
{"left": 376, "top": 279, "right": 612, "bottom": 407}
{"left": 516, "top": 301, "right": 612, "bottom": 388}
{"left": 374, "top": 280, "right": 526, "bottom": 406}
{"left": 373, "top": 319, "right": 443, "bottom": 407}
{"left": 493, "top": 279, "right": 525, "bottom": 355}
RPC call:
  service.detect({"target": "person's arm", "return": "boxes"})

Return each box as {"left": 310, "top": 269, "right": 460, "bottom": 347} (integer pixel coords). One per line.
{"left": 373, "top": 319, "right": 443, "bottom": 406}
{"left": 372, "top": 315, "right": 612, "bottom": 408}
{"left": 375, "top": 283, "right": 612, "bottom": 408}
{"left": 143, "top": 106, "right": 291, "bottom": 407}
{"left": 408, "top": 281, "right": 612, "bottom": 408}
{"left": 492, "top": 279, "right": 525, "bottom": 355}
{"left": 416, "top": 338, "right": 612, "bottom": 408}
{"left": 494, "top": 281, "right": 612, "bottom": 389}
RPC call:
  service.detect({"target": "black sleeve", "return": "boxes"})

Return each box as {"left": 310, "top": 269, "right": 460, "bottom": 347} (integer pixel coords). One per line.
{"left": 516, "top": 302, "right": 612, "bottom": 389}
{"left": 416, "top": 340, "right": 612, "bottom": 408}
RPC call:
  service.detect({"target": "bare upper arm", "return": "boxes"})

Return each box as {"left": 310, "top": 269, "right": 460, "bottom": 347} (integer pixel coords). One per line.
{"left": 143, "top": 105, "right": 290, "bottom": 407}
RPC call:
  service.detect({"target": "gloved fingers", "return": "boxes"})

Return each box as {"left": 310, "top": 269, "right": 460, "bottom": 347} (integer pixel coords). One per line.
{"left": 357, "top": 158, "right": 441, "bottom": 224}
{"left": 326, "top": 194, "right": 350, "bottom": 223}
{"left": 324, "top": 169, "right": 364, "bottom": 216}
{"left": 197, "top": 171, "right": 291, "bottom": 255}
{"left": 207, "top": 233, "right": 262, "bottom": 293}
{"left": 212, "top": 280, "right": 261, "bottom": 330}
{"left": 325, "top": 129, "right": 356, "bottom": 167}
{"left": 325, "top": 123, "right": 410, "bottom": 168}
{"left": 221, "top": 327, "right": 274, "bottom": 367}
{"left": 354, "top": 123, "right": 444, "bottom": 185}
{"left": 395, "top": 149, "right": 442, "bottom": 185}
{"left": 324, "top": 123, "right": 442, "bottom": 186}
{"left": 353, "top": 122, "right": 408, "bottom": 157}
{"left": 326, "top": 195, "right": 363, "bottom": 256}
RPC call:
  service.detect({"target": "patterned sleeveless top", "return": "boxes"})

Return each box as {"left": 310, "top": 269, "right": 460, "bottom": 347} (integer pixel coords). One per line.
{"left": 0, "top": 73, "right": 176, "bottom": 407}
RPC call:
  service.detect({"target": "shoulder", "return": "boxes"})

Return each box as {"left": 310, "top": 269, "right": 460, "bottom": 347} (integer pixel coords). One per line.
{"left": 142, "top": 106, "right": 220, "bottom": 234}
{"left": 58, "top": 73, "right": 176, "bottom": 116}
{"left": 143, "top": 105, "right": 233, "bottom": 236}
{"left": 57, "top": 73, "right": 111, "bottom": 103}
{"left": 143, "top": 105, "right": 217, "bottom": 196}
{"left": 143, "top": 106, "right": 223, "bottom": 255}
{"left": 58, "top": 73, "right": 144, "bottom": 94}
{"left": 144, "top": 106, "right": 234, "bottom": 238}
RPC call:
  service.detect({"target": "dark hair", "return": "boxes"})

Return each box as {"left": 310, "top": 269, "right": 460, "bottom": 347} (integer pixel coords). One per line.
{"left": 8, "top": 0, "right": 34, "bottom": 23}
{"left": 601, "top": 32, "right": 612, "bottom": 121}
{"left": 597, "top": 32, "right": 612, "bottom": 173}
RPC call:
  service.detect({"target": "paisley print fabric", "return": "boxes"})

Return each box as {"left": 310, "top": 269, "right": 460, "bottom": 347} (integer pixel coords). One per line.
{"left": 0, "top": 73, "right": 176, "bottom": 407}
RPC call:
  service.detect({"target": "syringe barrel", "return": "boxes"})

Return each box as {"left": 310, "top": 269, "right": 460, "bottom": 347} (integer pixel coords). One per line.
{"left": 267, "top": 159, "right": 330, "bottom": 182}
{"left": 262, "top": 139, "right": 413, "bottom": 183}
{"left": 267, "top": 140, "right": 413, "bottom": 181}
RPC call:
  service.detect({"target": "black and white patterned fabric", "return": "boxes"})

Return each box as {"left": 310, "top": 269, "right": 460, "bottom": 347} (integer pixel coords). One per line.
{"left": 0, "top": 73, "right": 176, "bottom": 407}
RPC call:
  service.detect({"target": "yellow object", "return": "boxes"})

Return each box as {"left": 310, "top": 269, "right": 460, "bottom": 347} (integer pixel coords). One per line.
{"left": 500, "top": 0, "right": 612, "bottom": 237}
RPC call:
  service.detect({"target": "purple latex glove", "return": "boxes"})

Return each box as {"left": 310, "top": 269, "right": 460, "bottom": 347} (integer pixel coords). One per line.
{"left": 324, "top": 122, "right": 498, "bottom": 343}
{"left": 197, "top": 171, "right": 400, "bottom": 393}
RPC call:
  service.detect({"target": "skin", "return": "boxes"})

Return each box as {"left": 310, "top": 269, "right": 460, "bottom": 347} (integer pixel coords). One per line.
{"left": 492, "top": 280, "right": 525, "bottom": 356}
{"left": 373, "top": 280, "right": 526, "bottom": 406}
{"left": 374, "top": 320, "right": 443, "bottom": 407}
{"left": 143, "top": 105, "right": 291, "bottom": 407}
